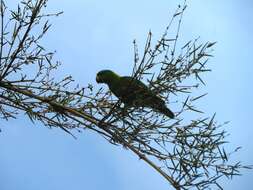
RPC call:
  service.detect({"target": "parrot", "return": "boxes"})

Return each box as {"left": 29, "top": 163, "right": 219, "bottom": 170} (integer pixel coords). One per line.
{"left": 96, "top": 70, "right": 175, "bottom": 119}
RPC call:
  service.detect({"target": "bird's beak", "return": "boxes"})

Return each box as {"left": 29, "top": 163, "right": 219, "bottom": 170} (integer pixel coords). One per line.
{"left": 96, "top": 75, "right": 102, "bottom": 83}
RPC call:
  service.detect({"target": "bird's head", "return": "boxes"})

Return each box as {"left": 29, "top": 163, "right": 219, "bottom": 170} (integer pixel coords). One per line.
{"left": 96, "top": 70, "right": 120, "bottom": 84}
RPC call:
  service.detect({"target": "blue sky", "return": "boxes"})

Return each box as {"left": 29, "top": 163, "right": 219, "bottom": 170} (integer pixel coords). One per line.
{"left": 1, "top": 0, "right": 253, "bottom": 190}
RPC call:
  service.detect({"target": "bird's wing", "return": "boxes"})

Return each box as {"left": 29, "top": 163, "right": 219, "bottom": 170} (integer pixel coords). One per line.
{"left": 116, "top": 77, "right": 158, "bottom": 105}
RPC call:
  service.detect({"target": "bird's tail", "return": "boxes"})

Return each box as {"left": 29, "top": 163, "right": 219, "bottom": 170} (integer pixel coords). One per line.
{"left": 158, "top": 105, "right": 175, "bottom": 119}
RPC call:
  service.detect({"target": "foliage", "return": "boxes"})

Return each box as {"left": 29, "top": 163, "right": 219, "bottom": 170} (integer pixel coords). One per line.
{"left": 0, "top": 0, "right": 250, "bottom": 189}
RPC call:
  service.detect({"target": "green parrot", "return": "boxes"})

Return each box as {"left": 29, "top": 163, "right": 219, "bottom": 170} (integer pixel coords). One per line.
{"left": 96, "top": 70, "right": 175, "bottom": 119}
